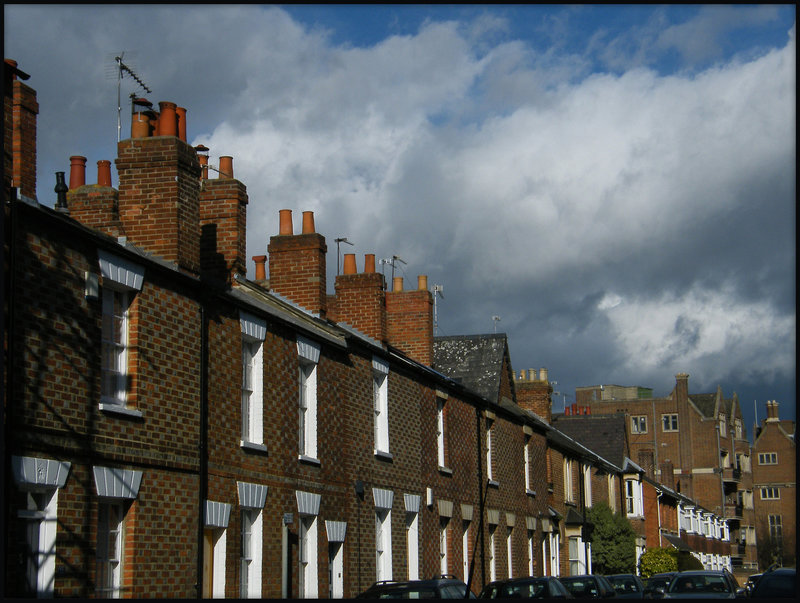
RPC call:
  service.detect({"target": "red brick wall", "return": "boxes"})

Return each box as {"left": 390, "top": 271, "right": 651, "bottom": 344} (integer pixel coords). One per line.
{"left": 11, "top": 77, "right": 39, "bottom": 200}
{"left": 332, "top": 271, "right": 387, "bottom": 343}
{"left": 267, "top": 232, "right": 328, "bottom": 317}
{"left": 199, "top": 177, "right": 248, "bottom": 283}
{"left": 386, "top": 285, "right": 433, "bottom": 366}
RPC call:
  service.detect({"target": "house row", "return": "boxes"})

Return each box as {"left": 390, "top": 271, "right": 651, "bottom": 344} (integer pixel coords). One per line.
{"left": 4, "top": 58, "right": 733, "bottom": 598}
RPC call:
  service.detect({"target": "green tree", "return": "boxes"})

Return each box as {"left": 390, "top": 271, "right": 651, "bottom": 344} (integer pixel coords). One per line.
{"left": 638, "top": 547, "right": 678, "bottom": 578}
{"left": 586, "top": 502, "right": 637, "bottom": 574}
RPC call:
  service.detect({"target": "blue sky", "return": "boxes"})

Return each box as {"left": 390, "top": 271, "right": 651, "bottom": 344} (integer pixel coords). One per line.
{"left": 5, "top": 4, "right": 796, "bottom": 438}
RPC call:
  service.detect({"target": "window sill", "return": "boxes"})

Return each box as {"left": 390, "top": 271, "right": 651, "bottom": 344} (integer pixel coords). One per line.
{"left": 374, "top": 450, "right": 394, "bottom": 462}
{"left": 438, "top": 466, "right": 453, "bottom": 476}
{"left": 240, "top": 441, "right": 268, "bottom": 454}
{"left": 99, "top": 403, "right": 143, "bottom": 419}
{"left": 298, "top": 454, "right": 321, "bottom": 467}
{"left": 526, "top": 489, "right": 537, "bottom": 497}
{"left": 487, "top": 479, "right": 499, "bottom": 488}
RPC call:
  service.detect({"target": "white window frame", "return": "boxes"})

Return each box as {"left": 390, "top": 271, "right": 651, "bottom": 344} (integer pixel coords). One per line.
{"left": 768, "top": 514, "right": 783, "bottom": 543}
{"left": 437, "top": 397, "right": 447, "bottom": 468}
{"left": 239, "top": 508, "right": 262, "bottom": 598}
{"left": 608, "top": 474, "right": 617, "bottom": 512}
{"left": 299, "top": 515, "right": 319, "bottom": 598}
{"left": 462, "top": 521, "right": 471, "bottom": 583}
{"left": 373, "top": 357, "right": 390, "bottom": 456}
{"left": 549, "top": 531, "right": 560, "bottom": 577}
{"left": 97, "top": 500, "right": 124, "bottom": 598}
{"left": 406, "top": 511, "right": 420, "bottom": 580}
{"left": 101, "top": 287, "right": 129, "bottom": 407}
{"left": 662, "top": 413, "right": 679, "bottom": 432}
{"left": 506, "top": 526, "right": 514, "bottom": 579}
{"left": 583, "top": 464, "right": 593, "bottom": 508}
{"left": 631, "top": 415, "right": 647, "bottom": 434}
{"left": 489, "top": 525, "right": 497, "bottom": 582}
{"left": 486, "top": 420, "right": 495, "bottom": 483}
{"left": 564, "top": 458, "right": 574, "bottom": 503}
{"left": 524, "top": 437, "right": 532, "bottom": 493}
{"left": 241, "top": 338, "right": 264, "bottom": 446}
{"left": 569, "top": 535, "right": 586, "bottom": 576}
{"left": 625, "top": 478, "right": 643, "bottom": 517}
{"left": 439, "top": 517, "right": 450, "bottom": 575}
{"left": 375, "top": 508, "right": 393, "bottom": 581}
{"left": 527, "top": 529, "right": 535, "bottom": 577}
{"left": 21, "top": 489, "right": 59, "bottom": 597}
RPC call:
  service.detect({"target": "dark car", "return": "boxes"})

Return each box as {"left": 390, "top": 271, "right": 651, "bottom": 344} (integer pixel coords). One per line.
{"left": 606, "top": 574, "right": 646, "bottom": 598}
{"left": 749, "top": 567, "right": 796, "bottom": 599}
{"left": 480, "top": 576, "right": 573, "bottom": 599}
{"left": 356, "top": 575, "right": 476, "bottom": 598}
{"left": 643, "top": 573, "right": 677, "bottom": 599}
{"left": 560, "top": 574, "right": 617, "bottom": 598}
{"left": 660, "top": 570, "right": 744, "bottom": 599}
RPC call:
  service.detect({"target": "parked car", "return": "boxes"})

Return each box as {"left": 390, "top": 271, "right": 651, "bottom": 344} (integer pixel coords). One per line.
{"left": 658, "top": 570, "right": 745, "bottom": 599}
{"left": 606, "top": 574, "right": 646, "bottom": 598}
{"left": 480, "top": 576, "right": 573, "bottom": 599}
{"left": 744, "top": 572, "right": 762, "bottom": 594}
{"left": 559, "top": 574, "right": 617, "bottom": 598}
{"left": 643, "top": 573, "right": 677, "bottom": 599}
{"left": 748, "top": 567, "right": 796, "bottom": 599}
{"left": 356, "top": 575, "right": 476, "bottom": 598}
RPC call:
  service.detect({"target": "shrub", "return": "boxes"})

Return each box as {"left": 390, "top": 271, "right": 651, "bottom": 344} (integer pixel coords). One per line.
{"left": 638, "top": 547, "right": 678, "bottom": 578}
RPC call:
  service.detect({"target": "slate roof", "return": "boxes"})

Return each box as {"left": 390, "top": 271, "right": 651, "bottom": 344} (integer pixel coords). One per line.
{"left": 690, "top": 392, "right": 718, "bottom": 418}
{"left": 551, "top": 413, "right": 629, "bottom": 468}
{"left": 433, "top": 334, "right": 512, "bottom": 403}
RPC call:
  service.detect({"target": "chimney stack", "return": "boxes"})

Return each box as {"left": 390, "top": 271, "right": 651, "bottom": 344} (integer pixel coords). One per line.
{"left": 116, "top": 104, "right": 202, "bottom": 274}
{"left": 267, "top": 210, "right": 328, "bottom": 317}
{"left": 332, "top": 253, "right": 387, "bottom": 343}
{"left": 199, "top": 153, "right": 248, "bottom": 284}
{"left": 386, "top": 273, "right": 434, "bottom": 365}
{"left": 514, "top": 367, "right": 553, "bottom": 423}
{"left": 6, "top": 59, "right": 39, "bottom": 200}
{"left": 766, "top": 400, "right": 780, "bottom": 422}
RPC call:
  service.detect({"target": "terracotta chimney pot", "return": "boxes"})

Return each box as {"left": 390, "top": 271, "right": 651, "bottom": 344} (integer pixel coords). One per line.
{"left": 158, "top": 102, "right": 178, "bottom": 136}
{"left": 148, "top": 112, "right": 159, "bottom": 136}
{"left": 176, "top": 106, "right": 187, "bottom": 142}
{"left": 364, "top": 254, "right": 376, "bottom": 273}
{"left": 278, "top": 209, "right": 293, "bottom": 235}
{"left": 97, "top": 160, "right": 112, "bottom": 187}
{"left": 252, "top": 255, "right": 267, "bottom": 280}
{"left": 417, "top": 275, "right": 428, "bottom": 291}
{"left": 69, "top": 156, "right": 87, "bottom": 190}
{"left": 219, "top": 156, "right": 233, "bottom": 179}
{"left": 302, "top": 211, "right": 316, "bottom": 234}
{"left": 197, "top": 153, "right": 209, "bottom": 179}
{"left": 393, "top": 276, "right": 403, "bottom": 292}
{"left": 343, "top": 253, "right": 357, "bottom": 275}
{"left": 131, "top": 112, "right": 150, "bottom": 139}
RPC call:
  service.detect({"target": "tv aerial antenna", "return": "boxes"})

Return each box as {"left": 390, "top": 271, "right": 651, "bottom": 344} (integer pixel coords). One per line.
{"left": 109, "top": 52, "right": 152, "bottom": 142}
{"left": 432, "top": 284, "right": 444, "bottom": 335}
{"left": 380, "top": 255, "right": 407, "bottom": 290}
{"left": 492, "top": 315, "right": 501, "bottom": 333}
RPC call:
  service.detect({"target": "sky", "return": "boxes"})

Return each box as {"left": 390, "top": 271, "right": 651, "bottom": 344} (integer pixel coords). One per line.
{"left": 5, "top": 4, "right": 796, "bottom": 439}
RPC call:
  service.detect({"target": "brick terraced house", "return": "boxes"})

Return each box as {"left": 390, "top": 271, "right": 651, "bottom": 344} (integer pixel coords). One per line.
{"left": 3, "top": 59, "right": 740, "bottom": 598}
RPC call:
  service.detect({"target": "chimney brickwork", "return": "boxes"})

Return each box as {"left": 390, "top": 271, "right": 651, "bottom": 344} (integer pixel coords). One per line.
{"left": 199, "top": 177, "right": 248, "bottom": 284}
{"left": 7, "top": 63, "right": 39, "bottom": 200}
{"left": 333, "top": 255, "right": 387, "bottom": 343}
{"left": 515, "top": 369, "right": 553, "bottom": 424}
{"left": 267, "top": 210, "right": 328, "bottom": 317}
{"left": 386, "top": 276, "right": 433, "bottom": 365}
{"left": 115, "top": 135, "right": 202, "bottom": 275}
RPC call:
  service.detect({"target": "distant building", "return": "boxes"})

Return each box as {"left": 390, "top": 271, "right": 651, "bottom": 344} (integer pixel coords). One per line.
{"left": 751, "top": 400, "right": 796, "bottom": 568}
{"left": 574, "top": 375, "right": 758, "bottom": 572}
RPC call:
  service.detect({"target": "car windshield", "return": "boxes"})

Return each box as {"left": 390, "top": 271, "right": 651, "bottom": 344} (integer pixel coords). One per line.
{"left": 670, "top": 575, "right": 730, "bottom": 594}
{"left": 500, "top": 581, "right": 547, "bottom": 598}
{"left": 562, "top": 578, "right": 598, "bottom": 597}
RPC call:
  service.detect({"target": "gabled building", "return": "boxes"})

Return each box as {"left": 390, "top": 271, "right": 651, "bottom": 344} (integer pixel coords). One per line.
{"left": 752, "top": 400, "right": 796, "bottom": 568}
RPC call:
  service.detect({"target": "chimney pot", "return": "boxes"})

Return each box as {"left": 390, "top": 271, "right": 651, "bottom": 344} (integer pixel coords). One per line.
{"left": 278, "top": 209, "right": 293, "bottom": 235}
{"left": 540, "top": 368, "right": 548, "bottom": 382}
{"left": 417, "top": 275, "right": 428, "bottom": 291}
{"left": 393, "top": 276, "right": 403, "bottom": 292}
{"left": 343, "top": 253, "right": 357, "bottom": 275}
{"left": 197, "top": 153, "right": 209, "bottom": 180}
{"left": 218, "top": 156, "right": 233, "bottom": 179}
{"left": 158, "top": 101, "right": 178, "bottom": 136}
{"left": 252, "top": 255, "right": 267, "bottom": 281}
{"left": 302, "top": 211, "right": 316, "bottom": 234}
{"left": 97, "top": 160, "right": 112, "bottom": 187}
{"left": 364, "top": 254, "right": 376, "bottom": 274}
{"left": 131, "top": 112, "right": 150, "bottom": 139}
{"left": 69, "top": 156, "right": 87, "bottom": 190}
{"left": 176, "top": 106, "right": 187, "bottom": 142}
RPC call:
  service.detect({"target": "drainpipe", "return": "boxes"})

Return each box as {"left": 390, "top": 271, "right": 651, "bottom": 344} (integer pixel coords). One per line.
{"left": 657, "top": 490, "right": 663, "bottom": 548}
{"left": 196, "top": 304, "right": 209, "bottom": 598}
{"left": 466, "top": 407, "right": 487, "bottom": 594}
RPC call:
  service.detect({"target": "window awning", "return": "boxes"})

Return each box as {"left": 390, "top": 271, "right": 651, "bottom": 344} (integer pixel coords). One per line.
{"left": 663, "top": 533, "right": 692, "bottom": 552}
